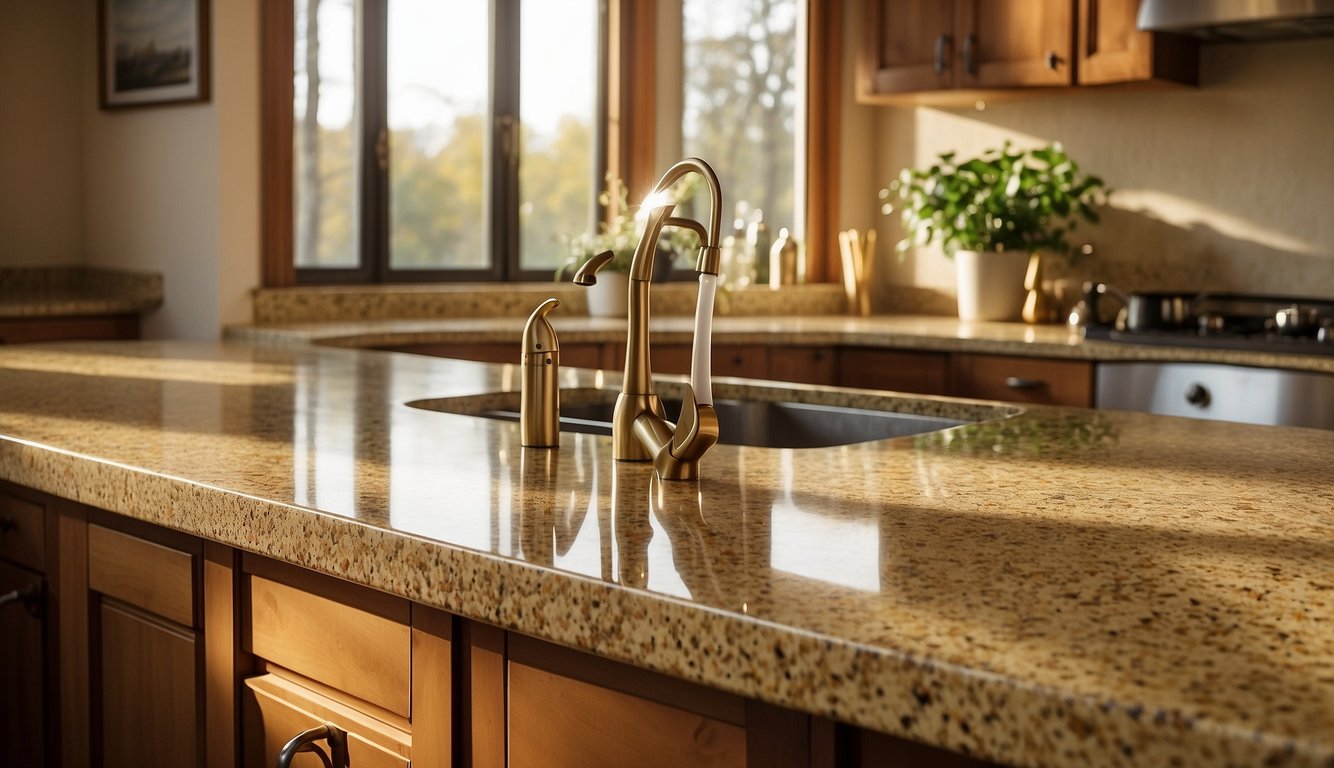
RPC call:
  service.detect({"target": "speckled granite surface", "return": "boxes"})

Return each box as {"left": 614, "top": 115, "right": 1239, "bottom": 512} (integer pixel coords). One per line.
{"left": 227, "top": 312, "right": 1334, "bottom": 375}
{"left": 0, "top": 266, "right": 163, "bottom": 318}
{"left": 0, "top": 340, "right": 1330, "bottom": 766}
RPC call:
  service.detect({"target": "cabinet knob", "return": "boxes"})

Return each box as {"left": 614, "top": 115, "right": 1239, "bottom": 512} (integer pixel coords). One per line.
{"left": 278, "top": 723, "right": 348, "bottom": 768}
{"left": 1045, "top": 50, "right": 1059, "bottom": 70}
{"left": 1004, "top": 376, "right": 1045, "bottom": 390}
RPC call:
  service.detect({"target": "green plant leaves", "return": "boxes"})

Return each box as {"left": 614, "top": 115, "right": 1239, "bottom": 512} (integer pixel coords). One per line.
{"left": 884, "top": 143, "right": 1108, "bottom": 262}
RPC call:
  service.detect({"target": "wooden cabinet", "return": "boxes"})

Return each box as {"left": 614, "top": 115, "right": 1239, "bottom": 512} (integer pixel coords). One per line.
{"left": 1077, "top": 0, "right": 1197, "bottom": 86}
{"left": 0, "top": 315, "right": 140, "bottom": 345}
{"left": 239, "top": 557, "right": 453, "bottom": 767}
{"left": 0, "top": 559, "right": 46, "bottom": 768}
{"left": 859, "top": 0, "right": 1196, "bottom": 101}
{"left": 86, "top": 523, "right": 203, "bottom": 767}
{"left": 838, "top": 348, "right": 950, "bottom": 395}
{"left": 769, "top": 345, "right": 837, "bottom": 386}
{"left": 381, "top": 341, "right": 610, "bottom": 370}
{"left": 950, "top": 353, "right": 1094, "bottom": 406}
{"left": 860, "top": 0, "right": 1074, "bottom": 99}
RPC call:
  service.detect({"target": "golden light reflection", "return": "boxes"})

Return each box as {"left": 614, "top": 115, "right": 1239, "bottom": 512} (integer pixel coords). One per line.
{"left": 1115, "top": 189, "right": 1318, "bottom": 255}
{"left": 0, "top": 351, "right": 295, "bottom": 386}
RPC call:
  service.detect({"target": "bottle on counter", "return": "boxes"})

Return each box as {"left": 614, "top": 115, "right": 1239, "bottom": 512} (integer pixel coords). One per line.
{"left": 769, "top": 228, "right": 800, "bottom": 289}
{"left": 747, "top": 209, "right": 770, "bottom": 286}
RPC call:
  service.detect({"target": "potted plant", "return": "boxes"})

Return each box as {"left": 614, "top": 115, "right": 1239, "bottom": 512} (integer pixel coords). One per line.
{"left": 558, "top": 177, "right": 700, "bottom": 317}
{"left": 881, "top": 142, "right": 1107, "bottom": 321}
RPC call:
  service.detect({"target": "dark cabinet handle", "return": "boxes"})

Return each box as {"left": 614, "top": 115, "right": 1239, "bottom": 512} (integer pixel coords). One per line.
{"left": 963, "top": 34, "right": 978, "bottom": 76}
{"left": 1185, "top": 383, "right": 1211, "bottom": 408}
{"left": 277, "top": 723, "right": 348, "bottom": 768}
{"left": 1045, "top": 50, "right": 1059, "bottom": 70}
{"left": 934, "top": 34, "right": 948, "bottom": 75}
{"left": 1004, "top": 376, "right": 1045, "bottom": 390}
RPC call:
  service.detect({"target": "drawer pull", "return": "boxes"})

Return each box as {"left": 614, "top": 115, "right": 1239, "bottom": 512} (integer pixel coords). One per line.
{"left": 1004, "top": 376, "right": 1045, "bottom": 390}
{"left": 0, "top": 584, "right": 42, "bottom": 618}
{"left": 277, "top": 723, "right": 348, "bottom": 768}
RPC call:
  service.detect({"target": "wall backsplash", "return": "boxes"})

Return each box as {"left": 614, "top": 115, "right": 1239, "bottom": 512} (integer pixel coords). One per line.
{"left": 870, "top": 38, "right": 1334, "bottom": 313}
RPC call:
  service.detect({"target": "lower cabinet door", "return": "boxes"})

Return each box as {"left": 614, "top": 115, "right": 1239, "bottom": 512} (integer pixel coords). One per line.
{"left": 508, "top": 661, "right": 746, "bottom": 768}
{"left": 0, "top": 561, "right": 44, "bottom": 768}
{"left": 243, "top": 673, "right": 411, "bottom": 768}
{"left": 98, "top": 600, "right": 199, "bottom": 767}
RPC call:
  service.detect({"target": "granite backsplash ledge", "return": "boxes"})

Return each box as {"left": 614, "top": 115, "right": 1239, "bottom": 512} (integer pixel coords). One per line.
{"left": 251, "top": 282, "right": 847, "bottom": 323}
{"left": 0, "top": 266, "right": 163, "bottom": 318}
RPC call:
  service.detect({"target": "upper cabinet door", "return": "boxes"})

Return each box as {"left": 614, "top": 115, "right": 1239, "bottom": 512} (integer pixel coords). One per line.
{"left": 858, "top": 0, "right": 956, "bottom": 95}
{"left": 1077, "top": 0, "right": 1199, "bottom": 86}
{"left": 955, "top": 0, "right": 1075, "bottom": 88}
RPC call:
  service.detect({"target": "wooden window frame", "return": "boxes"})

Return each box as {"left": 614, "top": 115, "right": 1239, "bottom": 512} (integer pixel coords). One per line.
{"left": 261, "top": 0, "right": 840, "bottom": 287}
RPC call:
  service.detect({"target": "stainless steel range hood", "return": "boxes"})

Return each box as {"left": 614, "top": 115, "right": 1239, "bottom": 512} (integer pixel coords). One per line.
{"left": 1138, "top": 0, "right": 1334, "bottom": 40}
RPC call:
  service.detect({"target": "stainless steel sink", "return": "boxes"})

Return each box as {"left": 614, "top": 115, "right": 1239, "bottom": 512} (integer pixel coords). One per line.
{"left": 407, "top": 388, "right": 981, "bottom": 449}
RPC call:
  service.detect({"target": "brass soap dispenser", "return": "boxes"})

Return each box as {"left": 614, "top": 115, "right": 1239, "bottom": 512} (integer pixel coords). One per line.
{"left": 521, "top": 298, "right": 561, "bottom": 447}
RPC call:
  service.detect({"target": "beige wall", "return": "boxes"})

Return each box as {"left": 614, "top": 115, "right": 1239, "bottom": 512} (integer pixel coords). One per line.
{"left": 854, "top": 37, "right": 1334, "bottom": 310}
{"left": 0, "top": 3, "right": 85, "bottom": 266}
{"left": 0, "top": 1, "right": 259, "bottom": 340}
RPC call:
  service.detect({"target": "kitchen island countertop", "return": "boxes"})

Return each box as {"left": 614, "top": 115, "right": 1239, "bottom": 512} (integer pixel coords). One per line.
{"left": 1, "top": 340, "right": 1331, "bottom": 766}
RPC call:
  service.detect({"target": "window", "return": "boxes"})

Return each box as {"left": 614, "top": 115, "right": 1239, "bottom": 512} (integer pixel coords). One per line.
{"left": 263, "top": 1, "right": 840, "bottom": 286}
{"left": 287, "top": 0, "right": 602, "bottom": 283}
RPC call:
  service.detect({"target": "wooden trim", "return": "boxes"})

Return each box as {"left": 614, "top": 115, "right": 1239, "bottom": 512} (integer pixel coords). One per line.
{"left": 56, "top": 506, "right": 90, "bottom": 768}
{"left": 203, "top": 543, "right": 241, "bottom": 768}
{"left": 261, "top": 0, "right": 295, "bottom": 287}
{"left": 462, "top": 620, "right": 507, "bottom": 768}
{"left": 88, "top": 524, "right": 196, "bottom": 628}
{"left": 410, "top": 604, "right": 454, "bottom": 767}
{"left": 0, "top": 315, "right": 139, "bottom": 345}
{"left": 607, "top": 0, "right": 657, "bottom": 203}
{"left": 745, "top": 699, "right": 811, "bottom": 768}
{"left": 805, "top": 0, "right": 842, "bottom": 284}
{"left": 508, "top": 632, "right": 746, "bottom": 727}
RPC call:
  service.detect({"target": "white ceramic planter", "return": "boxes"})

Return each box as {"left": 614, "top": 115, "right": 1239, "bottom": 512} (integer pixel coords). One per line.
{"left": 954, "top": 250, "right": 1029, "bottom": 322}
{"left": 585, "top": 271, "right": 629, "bottom": 317}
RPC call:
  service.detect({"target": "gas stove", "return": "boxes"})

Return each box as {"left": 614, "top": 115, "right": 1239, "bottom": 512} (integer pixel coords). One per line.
{"left": 1082, "top": 291, "right": 1334, "bottom": 357}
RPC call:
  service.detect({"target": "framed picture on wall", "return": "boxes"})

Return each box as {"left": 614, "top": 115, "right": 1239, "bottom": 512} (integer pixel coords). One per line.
{"left": 98, "top": 0, "right": 210, "bottom": 109}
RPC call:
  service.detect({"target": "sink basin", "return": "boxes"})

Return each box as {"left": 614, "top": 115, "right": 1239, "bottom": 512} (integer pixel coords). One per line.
{"left": 407, "top": 387, "right": 985, "bottom": 449}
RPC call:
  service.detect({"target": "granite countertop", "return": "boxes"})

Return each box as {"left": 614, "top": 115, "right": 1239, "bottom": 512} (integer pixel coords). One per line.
{"left": 1, "top": 340, "right": 1331, "bottom": 767}
{"left": 0, "top": 266, "right": 163, "bottom": 318}
{"left": 227, "top": 312, "right": 1334, "bottom": 375}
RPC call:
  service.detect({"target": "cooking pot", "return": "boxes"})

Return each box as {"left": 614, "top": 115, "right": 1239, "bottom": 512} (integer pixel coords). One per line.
{"left": 1124, "top": 291, "right": 1196, "bottom": 332}
{"left": 1274, "top": 303, "right": 1321, "bottom": 336}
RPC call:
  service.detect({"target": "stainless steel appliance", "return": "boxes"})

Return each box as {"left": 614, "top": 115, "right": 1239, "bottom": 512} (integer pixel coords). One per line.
{"left": 1138, "top": 0, "right": 1334, "bottom": 40}
{"left": 1084, "top": 290, "right": 1334, "bottom": 429}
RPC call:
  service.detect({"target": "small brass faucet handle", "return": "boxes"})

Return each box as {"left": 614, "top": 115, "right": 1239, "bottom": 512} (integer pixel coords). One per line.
{"left": 521, "top": 298, "right": 561, "bottom": 447}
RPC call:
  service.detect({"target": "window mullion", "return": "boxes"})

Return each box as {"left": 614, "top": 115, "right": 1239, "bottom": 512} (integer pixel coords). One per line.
{"left": 364, "top": 0, "right": 390, "bottom": 281}
{"left": 492, "top": 0, "right": 521, "bottom": 280}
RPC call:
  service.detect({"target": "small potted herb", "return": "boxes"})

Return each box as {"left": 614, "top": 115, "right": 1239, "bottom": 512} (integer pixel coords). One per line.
{"left": 881, "top": 142, "right": 1107, "bottom": 321}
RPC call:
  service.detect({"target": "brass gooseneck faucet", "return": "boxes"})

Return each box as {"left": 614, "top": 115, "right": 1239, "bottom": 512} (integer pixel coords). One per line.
{"left": 573, "top": 157, "right": 724, "bottom": 480}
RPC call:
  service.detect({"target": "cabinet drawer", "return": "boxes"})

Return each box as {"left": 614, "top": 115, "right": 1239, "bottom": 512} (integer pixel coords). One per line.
{"left": 243, "top": 673, "right": 410, "bottom": 768}
{"left": 245, "top": 575, "right": 411, "bottom": 717}
{"left": 88, "top": 524, "right": 195, "bottom": 626}
{"left": 0, "top": 492, "right": 45, "bottom": 571}
{"left": 509, "top": 661, "right": 745, "bottom": 768}
{"left": 837, "top": 348, "right": 949, "bottom": 395}
{"left": 951, "top": 354, "right": 1094, "bottom": 407}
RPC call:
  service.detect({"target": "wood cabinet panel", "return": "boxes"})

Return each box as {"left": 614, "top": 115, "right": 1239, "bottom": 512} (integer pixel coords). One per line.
{"left": 89, "top": 524, "right": 195, "bottom": 627}
{"left": 859, "top": 0, "right": 954, "bottom": 94}
{"left": 242, "top": 673, "right": 410, "bottom": 768}
{"left": 955, "top": 0, "right": 1074, "bottom": 88}
{"left": 0, "top": 561, "right": 45, "bottom": 768}
{"left": 99, "top": 600, "right": 200, "bottom": 767}
{"left": 837, "top": 348, "right": 949, "bottom": 395}
{"left": 509, "top": 661, "right": 746, "bottom": 768}
{"left": 0, "top": 315, "right": 139, "bottom": 345}
{"left": 246, "top": 575, "right": 412, "bottom": 718}
{"left": 0, "top": 491, "right": 45, "bottom": 571}
{"left": 1077, "top": 0, "right": 1198, "bottom": 86}
{"left": 769, "top": 345, "right": 837, "bottom": 386}
{"left": 950, "top": 354, "right": 1094, "bottom": 406}
{"left": 410, "top": 605, "right": 454, "bottom": 768}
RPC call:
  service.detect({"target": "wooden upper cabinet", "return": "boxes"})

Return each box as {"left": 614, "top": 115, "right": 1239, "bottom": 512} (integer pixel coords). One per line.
{"left": 859, "top": 0, "right": 955, "bottom": 95}
{"left": 1077, "top": 0, "right": 1198, "bottom": 86}
{"left": 955, "top": 0, "right": 1075, "bottom": 88}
